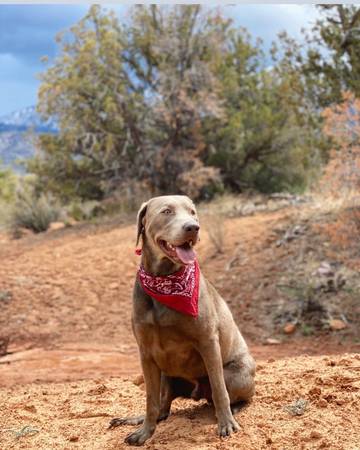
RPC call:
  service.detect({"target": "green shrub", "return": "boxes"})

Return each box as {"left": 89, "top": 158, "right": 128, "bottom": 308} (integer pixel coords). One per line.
{"left": 66, "top": 200, "right": 104, "bottom": 221}
{"left": 0, "top": 166, "right": 17, "bottom": 203}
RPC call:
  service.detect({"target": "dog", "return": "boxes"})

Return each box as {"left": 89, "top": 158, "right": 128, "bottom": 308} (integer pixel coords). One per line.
{"left": 109, "top": 195, "right": 255, "bottom": 446}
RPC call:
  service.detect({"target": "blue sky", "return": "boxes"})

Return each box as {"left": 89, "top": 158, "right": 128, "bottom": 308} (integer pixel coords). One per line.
{"left": 0, "top": 4, "right": 320, "bottom": 117}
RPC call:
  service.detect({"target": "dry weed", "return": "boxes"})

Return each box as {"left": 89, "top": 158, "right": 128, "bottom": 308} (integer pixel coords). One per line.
{"left": 206, "top": 212, "right": 226, "bottom": 254}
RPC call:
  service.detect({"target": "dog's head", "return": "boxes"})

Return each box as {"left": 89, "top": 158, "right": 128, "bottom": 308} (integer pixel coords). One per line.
{"left": 136, "top": 195, "right": 200, "bottom": 265}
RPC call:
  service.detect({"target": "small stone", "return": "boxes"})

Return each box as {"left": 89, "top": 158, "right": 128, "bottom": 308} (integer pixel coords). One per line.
{"left": 265, "top": 338, "right": 281, "bottom": 345}
{"left": 317, "top": 398, "right": 328, "bottom": 408}
{"left": 310, "top": 431, "right": 322, "bottom": 439}
{"left": 133, "top": 374, "right": 144, "bottom": 386}
{"left": 267, "top": 358, "right": 275, "bottom": 363}
{"left": 24, "top": 404, "right": 37, "bottom": 413}
{"left": 284, "top": 398, "right": 308, "bottom": 416}
{"left": 283, "top": 323, "right": 296, "bottom": 334}
{"left": 109, "top": 282, "right": 119, "bottom": 290}
{"left": 49, "top": 222, "right": 66, "bottom": 231}
{"left": 69, "top": 435, "right": 79, "bottom": 442}
{"left": 241, "top": 203, "right": 256, "bottom": 215}
{"left": 329, "top": 319, "right": 347, "bottom": 331}
{"left": 317, "top": 262, "right": 334, "bottom": 277}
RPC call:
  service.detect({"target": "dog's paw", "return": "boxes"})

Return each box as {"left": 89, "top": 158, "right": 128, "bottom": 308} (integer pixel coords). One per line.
{"left": 218, "top": 417, "right": 241, "bottom": 437}
{"left": 109, "top": 416, "right": 145, "bottom": 429}
{"left": 124, "top": 426, "right": 153, "bottom": 446}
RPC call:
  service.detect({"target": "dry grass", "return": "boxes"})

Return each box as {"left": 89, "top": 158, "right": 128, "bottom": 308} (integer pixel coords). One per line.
{"left": 204, "top": 212, "right": 226, "bottom": 254}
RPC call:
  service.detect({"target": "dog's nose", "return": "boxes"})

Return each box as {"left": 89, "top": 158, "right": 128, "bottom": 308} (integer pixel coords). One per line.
{"left": 183, "top": 222, "right": 200, "bottom": 233}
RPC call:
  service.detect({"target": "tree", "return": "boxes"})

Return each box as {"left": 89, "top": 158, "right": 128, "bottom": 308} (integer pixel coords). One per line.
{"left": 204, "top": 29, "right": 325, "bottom": 193}
{"left": 298, "top": 5, "right": 360, "bottom": 107}
{"left": 31, "top": 5, "right": 228, "bottom": 201}
{"left": 30, "top": 5, "right": 144, "bottom": 200}
{"left": 31, "top": 5, "right": 330, "bottom": 201}
{"left": 321, "top": 91, "right": 360, "bottom": 193}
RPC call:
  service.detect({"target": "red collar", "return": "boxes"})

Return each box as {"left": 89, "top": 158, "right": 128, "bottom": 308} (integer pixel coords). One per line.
{"left": 138, "top": 261, "right": 200, "bottom": 317}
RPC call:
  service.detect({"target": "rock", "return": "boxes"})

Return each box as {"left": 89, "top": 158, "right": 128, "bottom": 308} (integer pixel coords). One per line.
{"left": 284, "top": 398, "right": 308, "bottom": 416}
{"left": 241, "top": 203, "right": 256, "bottom": 215}
{"left": 69, "top": 435, "right": 79, "bottom": 442}
{"left": 317, "top": 261, "right": 334, "bottom": 277}
{"left": 310, "top": 431, "right": 322, "bottom": 439}
{"left": 109, "top": 282, "right": 119, "bottom": 290}
{"left": 326, "top": 359, "right": 336, "bottom": 366}
{"left": 283, "top": 323, "right": 296, "bottom": 334}
{"left": 133, "top": 374, "right": 144, "bottom": 386}
{"left": 0, "top": 290, "right": 12, "bottom": 303}
{"left": 265, "top": 338, "right": 281, "bottom": 345}
{"left": 49, "top": 222, "right": 66, "bottom": 231}
{"left": 329, "top": 319, "right": 347, "bottom": 331}
{"left": 317, "top": 398, "right": 328, "bottom": 408}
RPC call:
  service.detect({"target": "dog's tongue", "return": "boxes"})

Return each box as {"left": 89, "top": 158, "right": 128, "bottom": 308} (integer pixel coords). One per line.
{"left": 175, "top": 244, "right": 196, "bottom": 265}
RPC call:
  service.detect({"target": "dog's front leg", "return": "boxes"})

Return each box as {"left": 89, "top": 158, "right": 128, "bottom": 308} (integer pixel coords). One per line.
{"left": 125, "top": 354, "right": 161, "bottom": 446}
{"left": 198, "top": 337, "right": 240, "bottom": 437}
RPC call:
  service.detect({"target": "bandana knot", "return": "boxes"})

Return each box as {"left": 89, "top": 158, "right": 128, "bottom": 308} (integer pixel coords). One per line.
{"left": 138, "top": 261, "right": 200, "bottom": 317}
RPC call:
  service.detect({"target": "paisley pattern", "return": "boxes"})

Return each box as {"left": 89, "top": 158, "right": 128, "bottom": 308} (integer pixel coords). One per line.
{"left": 138, "top": 261, "right": 200, "bottom": 317}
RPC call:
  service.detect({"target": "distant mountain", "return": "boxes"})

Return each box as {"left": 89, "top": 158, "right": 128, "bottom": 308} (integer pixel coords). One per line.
{"left": 0, "top": 106, "right": 57, "bottom": 172}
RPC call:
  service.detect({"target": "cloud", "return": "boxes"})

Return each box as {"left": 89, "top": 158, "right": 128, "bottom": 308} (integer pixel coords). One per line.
{"left": 0, "top": 5, "right": 88, "bottom": 62}
{"left": 0, "top": 5, "right": 90, "bottom": 115}
{"left": 224, "top": 4, "right": 320, "bottom": 46}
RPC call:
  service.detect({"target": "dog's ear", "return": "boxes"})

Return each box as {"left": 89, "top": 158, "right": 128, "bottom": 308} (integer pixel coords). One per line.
{"left": 136, "top": 201, "right": 148, "bottom": 246}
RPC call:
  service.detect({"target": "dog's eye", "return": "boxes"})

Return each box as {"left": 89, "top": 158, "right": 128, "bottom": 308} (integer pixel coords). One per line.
{"left": 162, "top": 208, "right": 172, "bottom": 215}
{"left": 190, "top": 209, "right": 196, "bottom": 216}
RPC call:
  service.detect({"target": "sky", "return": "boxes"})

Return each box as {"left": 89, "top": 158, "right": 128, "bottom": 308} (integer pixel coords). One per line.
{"left": 0, "top": 4, "right": 320, "bottom": 117}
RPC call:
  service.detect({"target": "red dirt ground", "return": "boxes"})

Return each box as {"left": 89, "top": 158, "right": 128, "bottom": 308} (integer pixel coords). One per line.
{"left": 0, "top": 206, "right": 359, "bottom": 449}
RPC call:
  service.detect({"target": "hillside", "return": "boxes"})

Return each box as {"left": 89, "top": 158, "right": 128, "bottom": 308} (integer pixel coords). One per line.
{"left": 0, "top": 198, "right": 359, "bottom": 449}
{"left": 0, "top": 106, "right": 56, "bottom": 171}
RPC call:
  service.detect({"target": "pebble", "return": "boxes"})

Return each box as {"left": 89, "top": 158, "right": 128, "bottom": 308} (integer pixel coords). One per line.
{"left": 329, "top": 319, "right": 347, "bottom": 331}
{"left": 310, "top": 431, "right": 322, "bottom": 439}
{"left": 283, "top": 323, "right": 296, "bottom": 334}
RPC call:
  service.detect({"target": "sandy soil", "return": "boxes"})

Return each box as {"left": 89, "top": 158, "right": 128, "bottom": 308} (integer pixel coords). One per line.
{"left": 0, "top": 206, "right": 359, "bottom": 449}
{"left": 1, "top": 353, "right": 359, "bottom": 449}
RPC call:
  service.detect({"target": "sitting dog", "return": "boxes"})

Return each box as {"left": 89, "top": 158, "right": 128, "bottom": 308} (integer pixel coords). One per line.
{"left": 109, "top": 195, "right": 255, "bottom": 446}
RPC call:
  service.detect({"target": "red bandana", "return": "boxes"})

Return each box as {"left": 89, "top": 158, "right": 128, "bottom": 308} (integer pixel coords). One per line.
{"left": 138, "top": 261, "right": 200, "bottom": 317}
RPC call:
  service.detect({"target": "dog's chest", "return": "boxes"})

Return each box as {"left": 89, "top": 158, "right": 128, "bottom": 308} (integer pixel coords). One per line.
{"left": 134, "top": 300, "right": 206, "bottom": 378}
{"left": 148, "top": 327, "right": 205, "bottom": 378}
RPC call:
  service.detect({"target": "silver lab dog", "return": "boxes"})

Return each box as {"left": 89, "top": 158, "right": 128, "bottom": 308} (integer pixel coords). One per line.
{"left": 109, "top": 195, "right": 255, "bottom": 446}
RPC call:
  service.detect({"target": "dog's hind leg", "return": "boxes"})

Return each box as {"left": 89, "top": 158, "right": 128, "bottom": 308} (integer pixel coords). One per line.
{"left": 224, "top": 354, "right": 256, "bottom": 408}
